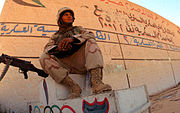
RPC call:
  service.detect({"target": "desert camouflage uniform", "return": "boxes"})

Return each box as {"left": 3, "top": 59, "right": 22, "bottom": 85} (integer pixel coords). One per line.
{"left": 39, "top": 26, "right": 103, "bottom": 83}
{"left": 39, "top": 7, "right": 111, "bottom": 98}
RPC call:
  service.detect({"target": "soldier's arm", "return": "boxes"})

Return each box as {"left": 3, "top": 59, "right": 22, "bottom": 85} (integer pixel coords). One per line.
{"left": 44, "top": 35, "right": 56, "bottom": 53}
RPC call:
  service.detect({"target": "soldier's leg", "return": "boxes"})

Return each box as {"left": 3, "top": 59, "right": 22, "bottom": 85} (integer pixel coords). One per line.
{"left": 85, "top": 39, "right": 112, "bottom": 94}
{"left": 58, "top": 44, "right": 87, "bottom": 74}
{"left": 39, "top": 52, "right": 81, "bottom": 98}
{"left": 39, "top": 52, "right": 68, "bottom": 83}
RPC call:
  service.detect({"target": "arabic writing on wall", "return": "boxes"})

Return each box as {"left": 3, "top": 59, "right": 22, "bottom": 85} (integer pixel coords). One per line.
{"left": 123, "top": 35, "right": 163, "bottom": 49}
{"left": 95, "top": 30, "right": 110, "bottom": 40}
{"left": 93, "top": 3, "right": 176, "bottom": 44}
{"left": 1, "top": 22, "right": 180, "bottom": 52}
{"left": 99, "top": 0, "right": 168, "bottom": 24}
{"left": 94, "top": 29, "right": 180, "bottom": 52}
{"left": 0, "top": 23, "right": 58, "bottom": 37}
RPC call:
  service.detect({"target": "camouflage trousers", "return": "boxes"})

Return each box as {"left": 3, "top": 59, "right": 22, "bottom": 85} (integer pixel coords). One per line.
{"left": 39, "top": 39, "right": 104, "bottom": 83}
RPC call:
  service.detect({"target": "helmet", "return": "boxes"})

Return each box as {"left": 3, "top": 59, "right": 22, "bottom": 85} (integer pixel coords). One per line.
{"left": 57, "top": 7, "right": 74, "bottom": 25}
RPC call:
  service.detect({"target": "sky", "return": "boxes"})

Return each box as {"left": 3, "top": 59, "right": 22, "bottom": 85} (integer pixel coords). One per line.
{"left": 0, "top": 0, "right": 5, "bottom": 15}
{"left": 128, "top": 0, "right": 180, "bottom": 27}
{"left": 0, "top": 0, "right": 180, "bottom": 27}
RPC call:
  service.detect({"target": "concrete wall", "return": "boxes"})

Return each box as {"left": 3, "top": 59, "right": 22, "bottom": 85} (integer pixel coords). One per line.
{"left": 0, "top": 0, "right": 180, "bottom": 112}
{"left": 30, "top": 84, "right": 150, "bottom": 113}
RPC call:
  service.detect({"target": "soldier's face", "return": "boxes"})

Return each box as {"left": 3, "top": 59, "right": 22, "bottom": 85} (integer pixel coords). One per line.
{"left": 61, "top": 12, "right": 73, "bottom": 23}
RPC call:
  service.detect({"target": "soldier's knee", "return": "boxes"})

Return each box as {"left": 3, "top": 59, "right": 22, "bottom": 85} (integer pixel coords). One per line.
{"left": 39, "top": 53, "right": 50, "bottom": 63}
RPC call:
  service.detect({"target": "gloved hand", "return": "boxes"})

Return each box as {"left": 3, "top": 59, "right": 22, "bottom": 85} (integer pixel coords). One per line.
{"left": 57, "top": 38, "right": 74, "bottom": 51}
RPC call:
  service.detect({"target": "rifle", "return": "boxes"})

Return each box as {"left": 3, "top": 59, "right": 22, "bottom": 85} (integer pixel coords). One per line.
{"left": 0, "top": 53, "right": 48, "bottom": 81}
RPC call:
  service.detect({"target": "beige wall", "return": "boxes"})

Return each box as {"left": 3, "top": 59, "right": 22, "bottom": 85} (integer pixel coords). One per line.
{"left": 0, "top": 0, "right": 180, "bottom": 112}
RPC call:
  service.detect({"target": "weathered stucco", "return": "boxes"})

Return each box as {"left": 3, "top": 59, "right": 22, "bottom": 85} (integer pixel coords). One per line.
{"left": 0, "top": 0, "right": 180, "bottom": 112}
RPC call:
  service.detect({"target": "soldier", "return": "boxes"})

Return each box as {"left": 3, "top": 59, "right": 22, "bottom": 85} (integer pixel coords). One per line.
{"left": 39, "top": 7, "right": 112, "bottom": 99}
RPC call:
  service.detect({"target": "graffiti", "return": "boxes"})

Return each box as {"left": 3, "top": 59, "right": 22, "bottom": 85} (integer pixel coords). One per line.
{"left": 30, "top": 97, "right": 110, "bottom": 113}
{"left": 32, "top": 0, "right": 45, "bottom": 7}
{"left": 81, "top": 5, "right": 89, "bottom": 9}
{"left": 31, "top": 81, "right": 110, "bottom": 113}
{"left": 99, "top": 0, "right": 155, "bottom": 20}
{"left": 124, "top": 20, "right": 174, "bottom": 44}
{"left": 43, "top": 79, "right": 49, "bottom": 105}
{"left": 29, "top": 104, "right": 76, "bottom": 113}
{"left": 0, "top": 23, "right": 57, "bottom": 36}
{"left": 178, "top": 30, "right": 180, "bottom": 34}
{"left": 94, "top": 5, "right": 117, "bottom": 31}
{"left": 122, "top": 35, "right": 180, "bottom": 53}
{"left": 100, "top": 0, "right": 124, "bottom": 6}
{"left": 82, "top": 97, "right": 109, "bottom": 113}
{"left": 1, "top": 22, "right": 179, "bottom": 53}
{"left": 95, "top": 31, "right": 110, "bottom": 40}
{"left": 123, "top": 11, "right": 175, "bottom": 37}
{"left": 168, "top": 45, "right": 180, "bottom": 52}
{"left": 104, "top": 64, "right": 124, "bottom": 74}
{"left": 177, "top": 27, "right": 180, "bottom": 35}
{"left": 99, "top": 43, "right": 121, "bottom": 58}
{"left": 93, "top": 5, "right": 175, "bottom": 44}
{"left": 123, "top": 35, "right": 163, "bottom": 49}
{"left": 61, "top": 105, "right": 76, "bottom": 113}
{"left": 13, "top": 0, "right": 45, "bottom": 8}
{"left": 30, "top": 104, "right": 75, "bottom": 113}
{"left": 125, "top": 20, "right": 161, "bottom": 39}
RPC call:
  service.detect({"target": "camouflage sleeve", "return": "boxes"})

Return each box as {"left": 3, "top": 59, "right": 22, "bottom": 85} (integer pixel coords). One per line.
{"left": 43, "top": 35, "right": 56, "bottom": 53}
{"left": 73, "top": 26, "right": 96, "bottom": 44}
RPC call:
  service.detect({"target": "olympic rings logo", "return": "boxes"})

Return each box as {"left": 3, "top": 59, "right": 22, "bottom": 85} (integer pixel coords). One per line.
{"left": 30, "top": 104, "right": 76, "bottom": 113}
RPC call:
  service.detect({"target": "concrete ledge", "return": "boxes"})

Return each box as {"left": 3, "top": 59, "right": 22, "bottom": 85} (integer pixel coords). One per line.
{"left": 30, "top": 85, "right": 150, "bottom": 113}
{"left": 39, "top": 74, "right": 92, "bottom": 105}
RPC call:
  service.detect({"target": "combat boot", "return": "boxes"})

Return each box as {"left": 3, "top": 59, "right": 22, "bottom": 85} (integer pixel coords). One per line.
{"left": 61, "top": 75, "right": 82, "bottom": 99}
{"left": 90, "top": 68, "right": 112, "bottom": 94}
